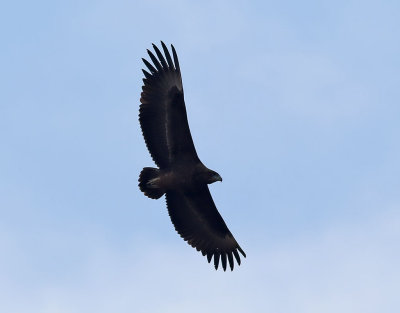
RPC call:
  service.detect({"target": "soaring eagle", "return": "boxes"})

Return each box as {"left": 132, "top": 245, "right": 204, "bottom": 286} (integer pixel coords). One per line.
{"left": 138, "top": 42, "right": 246, "bottom": 271}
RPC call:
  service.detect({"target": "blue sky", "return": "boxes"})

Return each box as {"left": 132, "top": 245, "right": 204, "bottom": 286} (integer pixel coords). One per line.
{"left": 1, "top": 0, "right": 399, "bottom": 312}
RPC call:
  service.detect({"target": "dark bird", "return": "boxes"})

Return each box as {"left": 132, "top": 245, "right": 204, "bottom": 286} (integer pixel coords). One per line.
{"left": 138, "top": 42, "right": 246, "bottom": 271}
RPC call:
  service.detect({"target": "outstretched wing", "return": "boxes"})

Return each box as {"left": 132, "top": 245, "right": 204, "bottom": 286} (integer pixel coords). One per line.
{"left": 166, "top": 186, "right": 246, "bottom": 271}
{"left": 139, "top": 42, "right": 199, "bottom": 169}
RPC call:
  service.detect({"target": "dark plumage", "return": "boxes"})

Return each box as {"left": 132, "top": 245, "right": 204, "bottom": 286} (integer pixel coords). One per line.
{"left": 138, "top": 42, "right": 246, "bottom": 271}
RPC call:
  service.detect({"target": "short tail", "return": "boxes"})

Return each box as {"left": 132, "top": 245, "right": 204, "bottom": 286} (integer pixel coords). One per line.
{"left": 138, "top": 167, "right": 165, "bottom": 199}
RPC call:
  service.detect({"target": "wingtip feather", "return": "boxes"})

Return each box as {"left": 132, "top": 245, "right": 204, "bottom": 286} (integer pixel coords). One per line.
{"left": 221, "top": 253, "right": 227, "bottom": 271}
{"left": 161, "top": 41, "right": 174, "bottom": 69}
{"left": 171, "top": 44, "right": 180, "bottom": 72}
{"left": 147, "top": 49, "right": 162, "bottom": 72}
{"left": 214, "top": 252, "right": 220, "bottom": 270}
{"left": 238, "top": 246, "right": 246, "bottom": 258}
{"left": 227, "top": 252, "right": 234, "bottom": 271}
{"left": 233, "top": 250, "right": 241, "bottom": 266}
{"left": 142, "top": 58, "right": 157, "bottom": 74}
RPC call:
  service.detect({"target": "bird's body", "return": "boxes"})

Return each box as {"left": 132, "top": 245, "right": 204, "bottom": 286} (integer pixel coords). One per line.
{"left": 138, "top": 42, "right": 245, "bottom": 271}
{"left": 141, "top": 163, "right": 220, "bottom": 194}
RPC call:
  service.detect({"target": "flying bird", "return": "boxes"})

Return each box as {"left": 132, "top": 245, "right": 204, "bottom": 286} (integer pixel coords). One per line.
{"left": 138, "top": 42, "right": 246, "bottom": 271}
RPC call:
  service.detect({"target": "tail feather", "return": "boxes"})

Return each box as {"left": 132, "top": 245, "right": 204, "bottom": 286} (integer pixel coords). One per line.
{"left": 138, "top": 167, "right": 165, "bottom": 199}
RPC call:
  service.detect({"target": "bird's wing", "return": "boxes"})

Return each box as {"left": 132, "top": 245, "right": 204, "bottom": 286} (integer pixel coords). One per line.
{"left": 139, "top": 42, "right": 199, "bottom": 169}
{"left": 166, "top": 186, "right": 246, "bottom": 271}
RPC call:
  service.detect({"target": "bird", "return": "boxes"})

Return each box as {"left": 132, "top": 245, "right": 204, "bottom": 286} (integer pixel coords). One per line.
{"left": 138, "top": 41, "right": 246, "bottom": 271}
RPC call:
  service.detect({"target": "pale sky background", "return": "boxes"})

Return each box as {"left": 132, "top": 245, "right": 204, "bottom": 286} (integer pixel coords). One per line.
{"left": 1, "top": 0, "right": 400, "bottom": 312}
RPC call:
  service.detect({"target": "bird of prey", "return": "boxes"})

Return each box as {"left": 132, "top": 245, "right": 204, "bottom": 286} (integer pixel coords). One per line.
{"left": 138, "top": 42, "right": 246, "bottom": 271}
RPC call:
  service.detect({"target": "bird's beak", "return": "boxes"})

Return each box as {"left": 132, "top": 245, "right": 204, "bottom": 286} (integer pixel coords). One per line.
{"left": 215, "top": 174, "right": 223, "bottom": 182}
